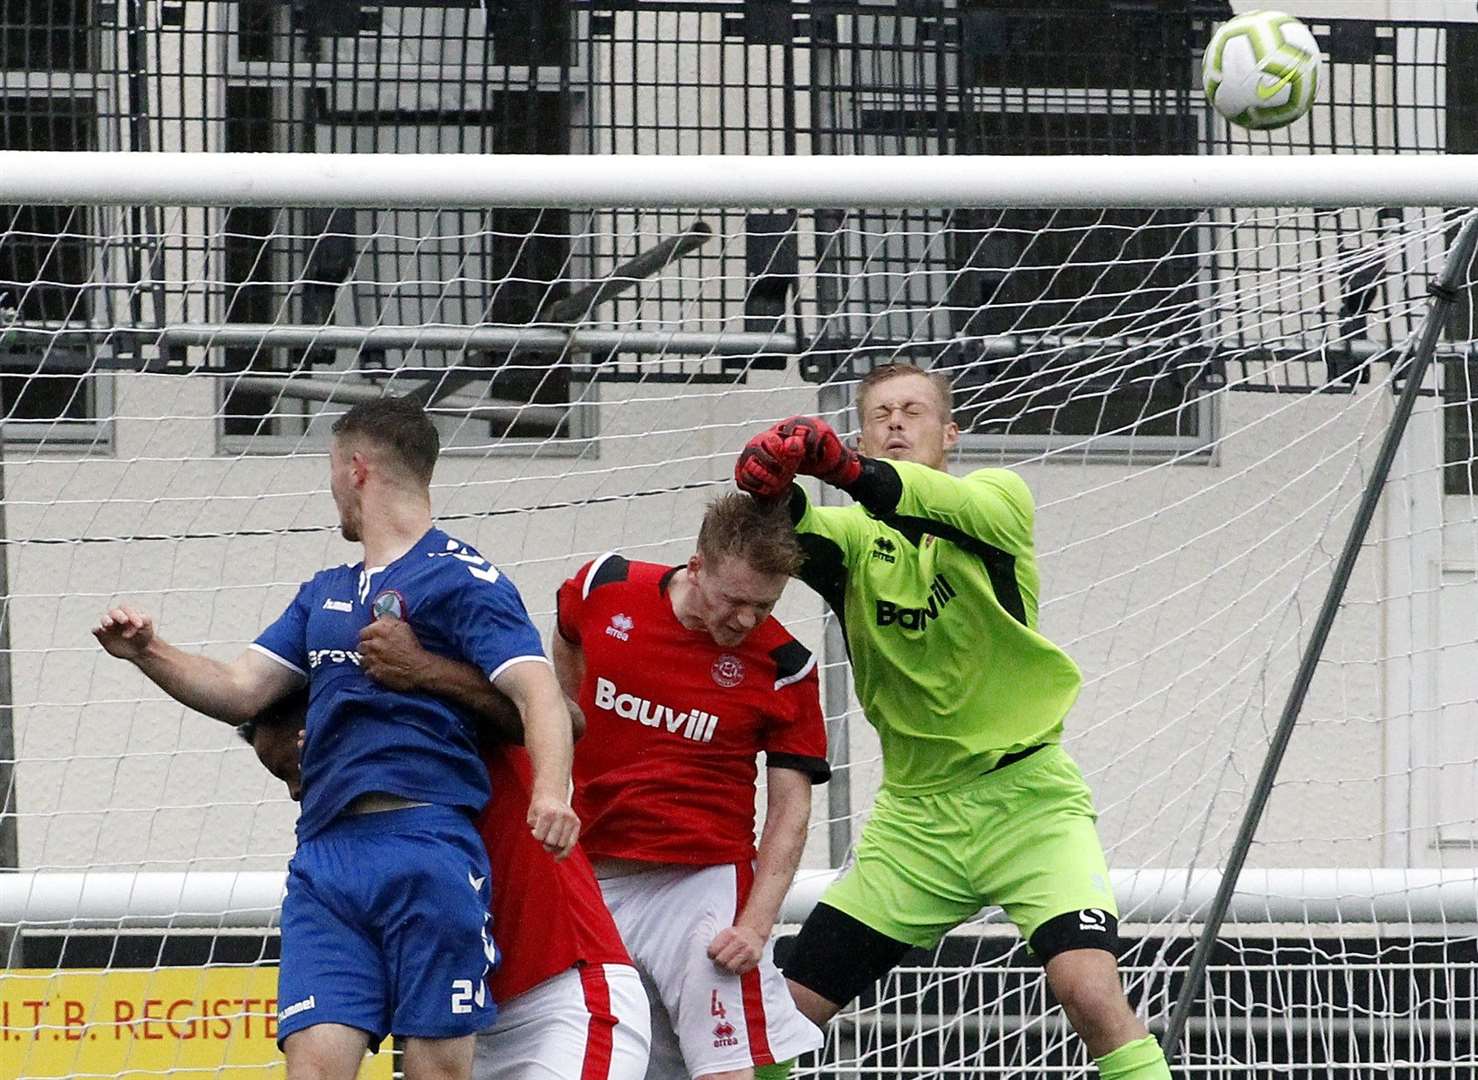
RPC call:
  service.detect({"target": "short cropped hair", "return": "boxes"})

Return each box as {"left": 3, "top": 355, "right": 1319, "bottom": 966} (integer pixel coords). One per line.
{"left": 331, "top": 396, "right": 440, "bottom": 485}
{"left": 697, "top": 493, "right": 804, "bottom": 577}
{"left": 856, "top": 362, "right": 954, "bottom": 422}
{"left": 236, "top": 687, "right": 308, "bottom": 746}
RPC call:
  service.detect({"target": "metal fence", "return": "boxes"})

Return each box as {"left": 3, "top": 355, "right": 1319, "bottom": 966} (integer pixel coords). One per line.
{"left": 3, "top": 2, "right": 1474, "bottom": 432}
{"left": 8, "top": 6, "right": 1478, "bottom": 1073}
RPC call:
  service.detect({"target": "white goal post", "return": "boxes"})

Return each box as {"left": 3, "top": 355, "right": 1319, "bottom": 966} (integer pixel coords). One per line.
{"left": 6, "top": 152, "right": 1478, "bottom": 1077}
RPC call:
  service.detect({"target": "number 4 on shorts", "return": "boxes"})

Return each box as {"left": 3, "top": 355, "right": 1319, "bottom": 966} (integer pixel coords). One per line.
{"left": 710, "top": 989, "right": 727, "bottom": 1019}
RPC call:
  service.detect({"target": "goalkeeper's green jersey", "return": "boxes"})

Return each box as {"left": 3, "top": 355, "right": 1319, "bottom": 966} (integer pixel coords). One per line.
{"left": 791, "top": 458, "right": 1082, "bottom": 796}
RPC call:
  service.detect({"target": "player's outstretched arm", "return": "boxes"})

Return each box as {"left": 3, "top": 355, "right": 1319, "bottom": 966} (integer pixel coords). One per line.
{"left": 738, "top": 415, "right": 889, "bottom": 508}
{"left": 93, "top": 605, "right": 301, "bottom": 725}
{"left": 494, "top": 659, "right": 580, "bottom": 859}
{"left": 738, "top": 416, "right": 1032, "bottom": 554}
{"left": 709, "top": 766, "right": 813, "bottom": 976}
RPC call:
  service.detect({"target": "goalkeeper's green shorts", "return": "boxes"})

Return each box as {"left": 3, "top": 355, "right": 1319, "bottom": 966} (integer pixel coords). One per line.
{"left": 820, "top": 743, "right": 1117, "bottom": 950}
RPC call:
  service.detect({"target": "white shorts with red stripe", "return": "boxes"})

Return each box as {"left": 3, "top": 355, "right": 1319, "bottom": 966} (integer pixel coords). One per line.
{"left": 472, "top": 963, "right": 650, "bottom": 1080}
{"left": 598, "top": 863, "right": 823, "bottom": 1079}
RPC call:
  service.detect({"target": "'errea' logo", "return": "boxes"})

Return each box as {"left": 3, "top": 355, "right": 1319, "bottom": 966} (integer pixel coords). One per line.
{"left": 875, "top": 574, "right": 956, "bottom": 631}
{"left": 870, "top": 536, "right": 897, "bottom": 564}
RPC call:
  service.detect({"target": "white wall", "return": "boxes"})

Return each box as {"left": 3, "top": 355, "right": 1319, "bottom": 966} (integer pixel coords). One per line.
{"left": 3, "top": 355, "right": 1422, "bottom": 883}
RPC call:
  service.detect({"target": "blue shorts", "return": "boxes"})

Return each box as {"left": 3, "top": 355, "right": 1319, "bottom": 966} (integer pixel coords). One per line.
{"left": 276, "top": 804, "right": 498, "bottom": 1050}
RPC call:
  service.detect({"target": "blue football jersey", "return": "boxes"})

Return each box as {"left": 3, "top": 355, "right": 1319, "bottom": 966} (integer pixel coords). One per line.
{"left": 253, "top": 527, "right": 547, "bottom": 840}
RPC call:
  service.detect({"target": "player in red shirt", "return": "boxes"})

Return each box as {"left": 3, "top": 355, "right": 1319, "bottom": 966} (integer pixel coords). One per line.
{"left": 242, "top": 621, "right": 652, "bottom": 1080}
{"left": 472, "top": 745, "right": 648, "bottom": 1079}
{"left": 554, "top": 494, "right": 830, "bottom": 1080}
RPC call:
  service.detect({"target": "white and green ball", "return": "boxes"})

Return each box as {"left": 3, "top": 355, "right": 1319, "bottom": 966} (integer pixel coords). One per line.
{"left": 1203, "top": 10, "right": 1321, "bottom": 130}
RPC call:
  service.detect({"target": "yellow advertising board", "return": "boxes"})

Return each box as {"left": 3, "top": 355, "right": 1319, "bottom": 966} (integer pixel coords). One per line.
{"left": 0, "top": 968, "right": 393, "bottom": 1079}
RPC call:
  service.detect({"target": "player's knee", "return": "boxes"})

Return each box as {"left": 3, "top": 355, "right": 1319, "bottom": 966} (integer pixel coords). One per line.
{"left": 284, "top": 1055, "right": 362, "bottom": 1080}
{"left": 1052, "top": 970, "right": 1127, "bottom": 1028}
{"left": 696, "top": 1070, "right": 753, "bottom": 1080}
{"left": 786, "top": 977, "right": 841, "bottom": 1028}
{"left": 284, "top": 1061, "right": 337, "bottom": 1080}
{"left": 400, "top": 1034, "right": 475, "bottom": 1080}
{"left": 400, "top": 1058, "right": 471, "bottom": 1080}
{"left": 400, "top": 1061, "right": 471, "bottom": 1080}
{"left": 1042, "top": 948, "right": 1142, "bottom": 1054}
{"left": 781, "top": 903, "right": 913, "bottom": 1016}
{"left": 284, "top": 1065, "right": 334, "bottom": 1080}
{"left": 283, "top": 1024, "right": 373, "bottom": 1080}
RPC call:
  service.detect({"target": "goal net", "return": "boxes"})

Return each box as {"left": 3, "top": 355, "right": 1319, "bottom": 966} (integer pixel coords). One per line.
{"left": 3, "top": 153, "right": 1478, "bottom": 1079}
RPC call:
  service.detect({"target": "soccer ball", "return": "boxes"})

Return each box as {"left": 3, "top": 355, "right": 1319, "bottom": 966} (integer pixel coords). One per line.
{"left": 1202, "top": 10, "right": 1321, "bottom": 130}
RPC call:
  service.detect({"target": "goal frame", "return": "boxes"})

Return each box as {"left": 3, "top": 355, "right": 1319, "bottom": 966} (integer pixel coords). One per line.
{"left": 6, "top": 151, "right": 1478, "bottom": 1074}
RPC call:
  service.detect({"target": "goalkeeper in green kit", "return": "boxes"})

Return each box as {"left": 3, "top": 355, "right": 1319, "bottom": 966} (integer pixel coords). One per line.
{"left": 734, "top": 363, "right": 1171, "bottom": 1080}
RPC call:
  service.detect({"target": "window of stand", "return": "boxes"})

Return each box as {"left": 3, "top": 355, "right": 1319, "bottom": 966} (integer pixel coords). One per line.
{"left": 217, "top": 2, "right": 583, "bottom": 454}
{"left": 817, "top": 6, "right": 1217, "bottom": 459}
{"left": 0, "top": 4, "right": 110, "bottom": 449}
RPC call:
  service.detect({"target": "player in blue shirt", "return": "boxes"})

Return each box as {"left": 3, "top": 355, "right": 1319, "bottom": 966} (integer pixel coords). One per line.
{"left": 94, "top": 396, "right": 578, "bottom": 1080}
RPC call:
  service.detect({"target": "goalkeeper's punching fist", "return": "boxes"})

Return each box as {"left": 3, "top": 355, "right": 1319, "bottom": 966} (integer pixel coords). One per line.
{"left": 735, "top": 415, "right": 866, "bottom": 499}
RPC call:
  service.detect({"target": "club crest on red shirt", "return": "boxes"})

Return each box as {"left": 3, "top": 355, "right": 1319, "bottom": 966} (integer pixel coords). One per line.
{"left": 711, "top": 654, "right": 745, "bottom": 688}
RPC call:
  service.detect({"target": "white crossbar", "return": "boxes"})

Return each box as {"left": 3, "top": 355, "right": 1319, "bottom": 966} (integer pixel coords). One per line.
{"left": 4, "top": 151, "right": 1478, "bottom": 209}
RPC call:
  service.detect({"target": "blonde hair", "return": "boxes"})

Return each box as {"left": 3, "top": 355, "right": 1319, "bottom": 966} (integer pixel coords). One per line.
{"left": 697, "top": 493, "right": 804, "bottom": 577}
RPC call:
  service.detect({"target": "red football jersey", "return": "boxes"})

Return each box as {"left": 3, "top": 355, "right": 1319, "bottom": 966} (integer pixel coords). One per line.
{"left": 556, "top": 555, "right": 830, "bottom": 865}
{"left": 479, "top": 745, "right": 631, "bottom": 1003}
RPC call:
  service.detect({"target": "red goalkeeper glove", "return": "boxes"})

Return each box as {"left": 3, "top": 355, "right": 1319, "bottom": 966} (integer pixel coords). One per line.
{"left": 735, "top": 424, "right": 805, "bottom": 499}
{"left": 735, "top": 416, "right": 862, "bottom": 499}
{"left": 779, "top": 415, "right": 863, "bottom": 488}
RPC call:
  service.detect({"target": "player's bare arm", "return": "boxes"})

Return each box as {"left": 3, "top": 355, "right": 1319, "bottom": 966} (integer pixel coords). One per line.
{"left": 494, "top": 659, "right": 580, "bottom": 859}
{"left": 358, "top": 618, "right": 586, "bottom": 742}
{"left": 738, "top": 409, "right": 1032, "bottom": 572}
{"left": 708, "top": 766, "right": 813, "bottom": 976}
{"left": 359, "top": 617, "right": 525, "bottom": 742}
{"left": 551, "top": 631, "right": 585, "bottom": 703}
{"left": 93, "top": 605, "right": 302, "bottom": 724}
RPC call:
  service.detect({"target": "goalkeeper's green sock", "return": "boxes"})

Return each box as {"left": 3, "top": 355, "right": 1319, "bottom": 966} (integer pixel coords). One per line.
{"left": 1095, "top": 1035, "right": 1171, "bottom": 1080}
{"left": 754, "top": 1061, "right": 795, "bottom": 1080}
